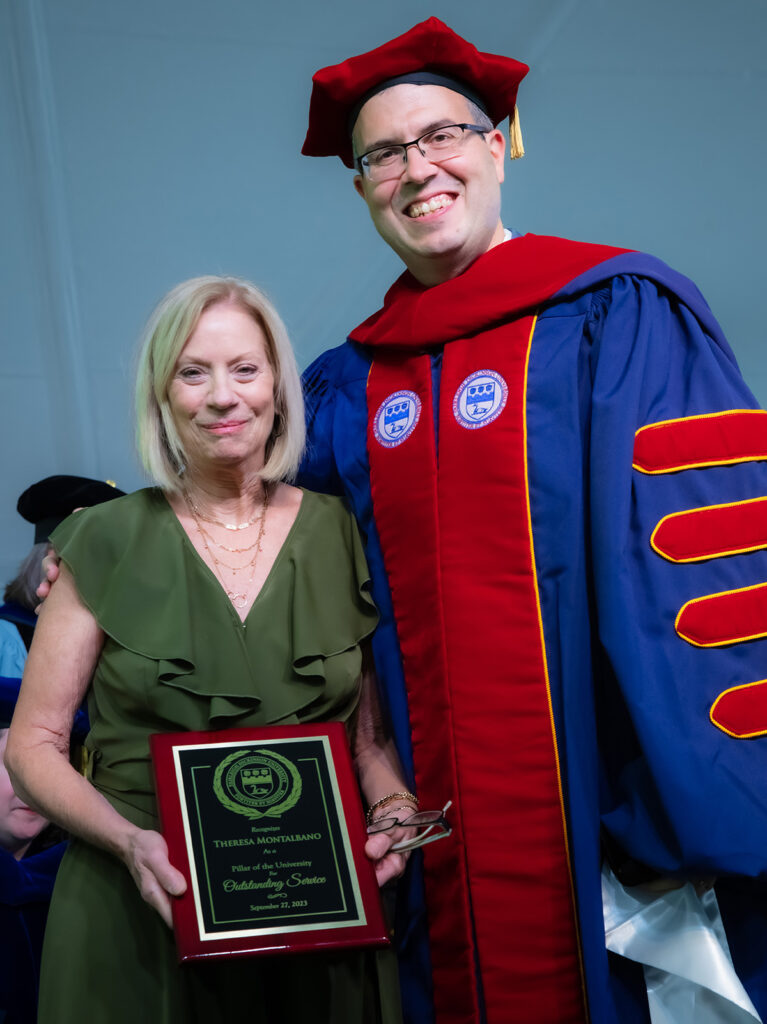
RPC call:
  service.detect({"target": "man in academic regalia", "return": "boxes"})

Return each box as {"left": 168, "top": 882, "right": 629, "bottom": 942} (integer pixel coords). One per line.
{"left": 297, "top": 17, "right": 767, "bottom": 1024}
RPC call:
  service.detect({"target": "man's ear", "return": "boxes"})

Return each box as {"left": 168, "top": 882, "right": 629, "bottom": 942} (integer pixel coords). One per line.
{"left": 353, "top": 174, "right": 367, "bottom": 199}
{"left": 487, "top": 128, "right": 506, "bottom": 184}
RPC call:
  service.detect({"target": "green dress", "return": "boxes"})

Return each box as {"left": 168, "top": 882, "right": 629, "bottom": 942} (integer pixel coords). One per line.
{"left": 38, "top": 488, "right": 401, "bottom": 1024}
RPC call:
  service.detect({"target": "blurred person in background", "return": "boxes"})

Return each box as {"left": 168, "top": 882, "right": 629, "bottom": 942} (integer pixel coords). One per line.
{"left": 0, "top": 719, "right": 65, "bottom": 1024}
{"left": 0, "top": 476, "right": 122, "bottom": 1023}
{"left": 1, "top": 476, "right": 125, "bottom": 674}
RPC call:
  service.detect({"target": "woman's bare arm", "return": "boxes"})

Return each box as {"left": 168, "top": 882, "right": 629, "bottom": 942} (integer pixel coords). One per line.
{"left": 351, "top": 645, "right": 416, "bottom": 886}
{"left": 5, "top": 564, "right": 186, "bottom": 924}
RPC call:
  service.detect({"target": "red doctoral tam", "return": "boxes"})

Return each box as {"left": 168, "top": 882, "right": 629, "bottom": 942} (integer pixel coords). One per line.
{"left": 302, "top": 17, "right": 529, "bottom": 168}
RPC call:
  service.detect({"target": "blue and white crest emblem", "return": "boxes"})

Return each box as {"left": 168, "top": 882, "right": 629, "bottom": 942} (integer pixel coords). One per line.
{"left": 373, "top": 390, "right": 421, "bottom": 448}
{"left": 453, "top": 370, "right": 508, "bottom": 430}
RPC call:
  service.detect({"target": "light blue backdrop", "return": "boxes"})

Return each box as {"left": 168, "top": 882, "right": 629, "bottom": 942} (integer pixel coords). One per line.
{"left": 1, "top": 0, "right": 765, "bottom": 581}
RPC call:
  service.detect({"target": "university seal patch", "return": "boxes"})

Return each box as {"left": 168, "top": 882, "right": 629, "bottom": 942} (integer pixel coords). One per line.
{"left": 373, "top": 390, "right": 422, "bottom": 448}
{"left": 453, "top": 370, "right": 508, "bottom": 430}
{"left": 213, "top": 748, "right": 302, "bottom": 820}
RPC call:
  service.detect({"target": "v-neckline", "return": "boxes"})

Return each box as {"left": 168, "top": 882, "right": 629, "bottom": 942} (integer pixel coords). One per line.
{"left": 161, "top": 487, "right": 307, "bottom": 628}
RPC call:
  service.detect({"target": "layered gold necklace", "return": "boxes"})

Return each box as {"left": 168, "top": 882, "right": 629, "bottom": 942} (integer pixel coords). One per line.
{"left": 184, "top": 485, "right": 270, "bottom": 610}
{"left": 184, "top": 491, "right": 265, "bottom": 531}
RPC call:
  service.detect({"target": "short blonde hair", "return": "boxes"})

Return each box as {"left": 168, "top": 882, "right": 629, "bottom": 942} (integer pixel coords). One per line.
{"left": 135, "top": 276, "right": 305, "bottom": 492}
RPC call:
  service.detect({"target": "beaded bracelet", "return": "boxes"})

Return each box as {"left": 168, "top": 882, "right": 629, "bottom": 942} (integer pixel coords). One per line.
{"left": 366, "top": 791, "right": 419, "bottom": 826}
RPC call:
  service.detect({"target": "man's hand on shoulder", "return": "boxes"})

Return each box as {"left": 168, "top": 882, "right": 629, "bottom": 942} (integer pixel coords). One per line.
{"left": 35, "top": 506, "right": 87, "bottom": 612}
{"left": 35, "top": 549, "right": 61, "bottom": 612}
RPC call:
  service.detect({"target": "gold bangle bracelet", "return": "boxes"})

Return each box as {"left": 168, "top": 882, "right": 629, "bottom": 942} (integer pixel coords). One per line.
{"left": 366, "top": 791, "right": 419, "bottom": 826}
{"left": 369, "top": 806, "right": 417, "bottom": 827}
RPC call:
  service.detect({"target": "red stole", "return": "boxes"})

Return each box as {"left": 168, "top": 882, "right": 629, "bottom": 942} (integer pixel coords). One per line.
{"left": 358, "top": 236, "right": 630, "bottom": 1024}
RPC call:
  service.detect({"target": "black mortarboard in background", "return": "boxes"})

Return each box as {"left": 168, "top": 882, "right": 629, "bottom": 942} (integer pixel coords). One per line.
{"left": 17, "top": 475, "right": 126, "bottom": 544}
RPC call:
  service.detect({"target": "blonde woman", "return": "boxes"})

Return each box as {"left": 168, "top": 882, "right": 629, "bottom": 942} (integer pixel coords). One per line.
{"left": 6, "top": 277, "right": 412, "bottom": 1024}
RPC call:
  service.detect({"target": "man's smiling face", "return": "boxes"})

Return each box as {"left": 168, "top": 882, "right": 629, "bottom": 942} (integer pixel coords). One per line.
{"left": 352, "top": 84, "right": 506, "bottom": 286}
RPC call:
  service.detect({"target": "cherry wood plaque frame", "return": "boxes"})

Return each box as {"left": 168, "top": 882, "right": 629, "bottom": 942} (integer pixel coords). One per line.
{"left": 150, "top": 723, "right": 389, "bottom": 963}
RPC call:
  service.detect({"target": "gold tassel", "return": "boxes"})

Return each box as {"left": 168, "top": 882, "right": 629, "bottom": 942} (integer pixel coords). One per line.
{"left": 509, "top": 105, "right": 524, "bottom": 160}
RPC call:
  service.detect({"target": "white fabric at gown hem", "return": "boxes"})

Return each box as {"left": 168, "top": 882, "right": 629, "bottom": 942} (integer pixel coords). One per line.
{"left": 602, "top": 863, "right": 761, "bottom": 1023}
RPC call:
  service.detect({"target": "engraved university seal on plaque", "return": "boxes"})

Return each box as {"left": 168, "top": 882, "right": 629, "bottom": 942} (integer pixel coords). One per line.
{"left": 213, "top": 748, "right": 302, "bottom": 820}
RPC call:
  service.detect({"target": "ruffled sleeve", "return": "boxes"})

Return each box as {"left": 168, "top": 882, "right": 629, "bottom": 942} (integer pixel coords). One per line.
{"left": 290, "top": 491, "right": 374, "bottom": 667}
{"left": 290, "top": 494, "right": 377, "bottom": 674}
{"left": 243, "top": 491, "right": 379, "bottom": 724}
{"left": 51, "top": 489, "right": 196, "bottom": 679}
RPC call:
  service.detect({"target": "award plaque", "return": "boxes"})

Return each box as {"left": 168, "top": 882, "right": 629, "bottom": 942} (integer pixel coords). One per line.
{"left": 150, "top": 723, "right": 389, "bottom": 962}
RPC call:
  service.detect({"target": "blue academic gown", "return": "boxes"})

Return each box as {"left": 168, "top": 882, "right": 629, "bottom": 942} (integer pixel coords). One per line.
{"left": 298, "top": 238, "right": 767, "bottom": 1024}
{"left": 0, "top": 604, "right": 34, "bottom": 680}
{"left": 0, "top": 842, "right": 66, "bottom": 1024}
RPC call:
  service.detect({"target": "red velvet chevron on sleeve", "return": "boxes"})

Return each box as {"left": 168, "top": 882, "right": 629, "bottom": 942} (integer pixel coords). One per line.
{"left": 651, "top": 497, "right": 767, "bottom": 562}
{"left": 710, "top": 680, "right": 767, "bottom": 738}
{"left": 634, "top": 410, "right": 767, "bottom": 474}
{"left": 676, "top": 583, "right": 767, "bottom": 647}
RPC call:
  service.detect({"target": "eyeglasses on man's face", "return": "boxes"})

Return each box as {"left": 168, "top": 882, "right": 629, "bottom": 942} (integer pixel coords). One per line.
{"left": 356, "top": 124, "right": 489, "bottom": 182}
{"left": 366, "top": 800, "right": 453, "bottom": 852}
